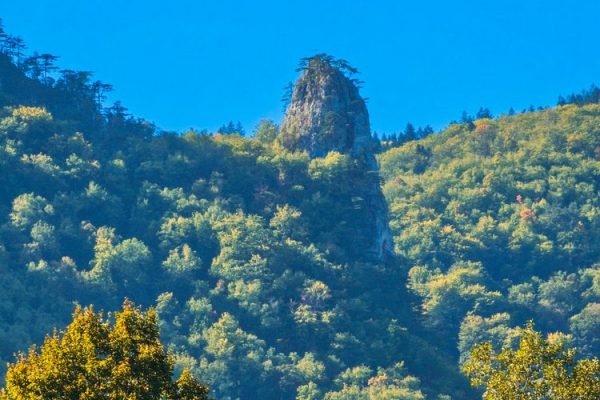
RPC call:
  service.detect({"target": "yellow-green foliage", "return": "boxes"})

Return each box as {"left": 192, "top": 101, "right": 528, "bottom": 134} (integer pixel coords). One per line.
{"left": 380, "top": 105, "right": 600, "bottom": 277}
{"left": 376, "top": 105, "right": 600, "bottom": 392}
{"left": 322, "top": 363, "right": 426, "bottom": 400}
{"left": 0, "top": 301, "right": 209, "bottom": 400}
{"left": 463, "top": 322, "right": 600, "bottom": 400}
{"left": 381, "top": 104, "right": 600, "bottom": 356}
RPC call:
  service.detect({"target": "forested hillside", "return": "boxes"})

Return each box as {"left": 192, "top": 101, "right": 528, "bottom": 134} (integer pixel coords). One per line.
{"left": 379, "top": 103, "right": 600, "bottom": 365}
{"left": 0, "top": 21, "right": 598, "bottom": 399}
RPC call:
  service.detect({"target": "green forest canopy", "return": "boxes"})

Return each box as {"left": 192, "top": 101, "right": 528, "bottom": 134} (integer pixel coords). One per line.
{"left": 0, "top": 21, "right": 599, "bottom": 399}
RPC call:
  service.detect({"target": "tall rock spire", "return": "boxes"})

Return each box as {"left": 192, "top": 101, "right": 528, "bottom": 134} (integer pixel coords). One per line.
{"left": 279, "top": 55, "right": 393, "bottom": 261}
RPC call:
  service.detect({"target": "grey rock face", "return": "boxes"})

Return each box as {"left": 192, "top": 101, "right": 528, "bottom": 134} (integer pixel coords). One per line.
{"left": 279, "top": 56, "right": 394, "bottom": 261}
{"left": 279, "top": 58, "right": 371, "bottom": 158}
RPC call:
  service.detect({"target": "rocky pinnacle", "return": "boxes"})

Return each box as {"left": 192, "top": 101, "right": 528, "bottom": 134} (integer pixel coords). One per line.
{"left": 279, "top": 55, "right": 394, "bottom": 261}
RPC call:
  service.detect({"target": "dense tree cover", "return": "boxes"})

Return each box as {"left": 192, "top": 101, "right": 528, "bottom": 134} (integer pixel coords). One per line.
{"left": 0, "top": 301, "right": 209, "bottom": 399}
{"left": 557, "top": 84, "right": 600, "bottom": 107}
{"left": 377, "top": 123, "right": 434, "bottom": 151}
{"left": 463, "top": 322, "right": 600, "bottom": 400}
{"left": 1, "top": 23, "right": 599, "bottom": 399}
{"left": 0, "top": 34, "right": 458, "bottom": 399}
{"left": 217, "top": 121, "right": 245, "bottom": 136}
{"left": 379, "top": 103, "right": 600, "bottom": 367}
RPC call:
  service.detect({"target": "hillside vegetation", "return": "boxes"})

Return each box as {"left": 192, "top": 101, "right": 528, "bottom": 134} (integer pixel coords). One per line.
{"left": 0, "top": 22, "right": 598, "bottom": 399}
{"left": 380, "top": 104, "right": 600, "bottom": 363}
{"left": 0, "top": 47, "right": 462, "bottom": 399}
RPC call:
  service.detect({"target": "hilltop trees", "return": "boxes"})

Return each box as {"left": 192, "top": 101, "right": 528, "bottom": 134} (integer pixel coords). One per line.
{"left": 217, "top": 121, "right": 245, "bottom": 136}
{"left": 378, "top": 124, "right": 434, "bottom": 150}
{"left": 253, "top": 119, "right": 279, "bottom": 143}
{"left": 557, "top": 85, "right": 600, "bottom": 106}
{"left": 296, "top": 53, "right": 360, "bottom": 78}
{"left": 0, "top": 26, "right": 133, "bottom": 137}
{"left": 2, "top": 36, "right": 26, "bottom": 65}
{"left": 0, "top": 301, "right": 209, "bottom": 400}
{"left": 22, "top": 53, "right": 59, "bottom": 84}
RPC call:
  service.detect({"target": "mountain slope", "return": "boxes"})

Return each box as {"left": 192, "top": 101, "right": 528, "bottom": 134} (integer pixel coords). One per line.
{"left": 0, "top": 48, "right": 469, "bottom": 399}
{"left": 0, "top": 30, "right": 599, "bottom": 399}
{"left": 380, "top": 105, "right": 600, "bottom": 362}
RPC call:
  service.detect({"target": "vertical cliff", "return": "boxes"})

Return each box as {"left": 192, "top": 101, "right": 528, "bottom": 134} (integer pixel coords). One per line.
{"left": 279, "top": 55, "right": 393, "bottom": 261}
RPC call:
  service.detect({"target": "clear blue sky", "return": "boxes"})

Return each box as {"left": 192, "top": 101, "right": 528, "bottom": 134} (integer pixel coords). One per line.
{"left": 2, "top": 1, "right": 600, "bottom": 134}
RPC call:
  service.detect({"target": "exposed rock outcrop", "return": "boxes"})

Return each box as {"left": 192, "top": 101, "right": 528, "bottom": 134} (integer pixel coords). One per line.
{"left": 279, "top": 55, "right": 393, "bottom": 262}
